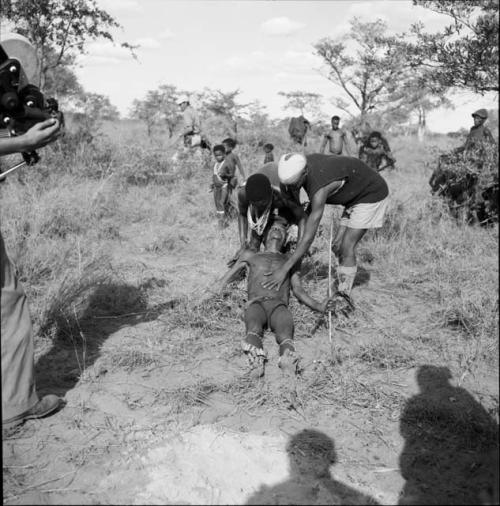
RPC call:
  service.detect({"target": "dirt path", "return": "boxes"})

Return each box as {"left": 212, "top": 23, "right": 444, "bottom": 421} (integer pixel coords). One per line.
{"left": 3, "top": 219, "right": 498, "bottom": 505}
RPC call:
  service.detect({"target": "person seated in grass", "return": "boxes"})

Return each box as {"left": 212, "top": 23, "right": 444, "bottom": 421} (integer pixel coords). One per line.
{"left": 358, "top": 131, "right": 396, "bottom": 172}
{"left": 218, "top": 216, "right": 340, "bottom": 378}
{"left": 211, "top": 144, "right": 237, "bottom": 227}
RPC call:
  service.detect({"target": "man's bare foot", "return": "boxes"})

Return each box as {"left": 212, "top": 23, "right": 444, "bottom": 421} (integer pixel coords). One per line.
{"left": 242, "top": 342, "right": 266, "bottom": 378}
{"left": 278, "top": 349, "right": 300, "bottom": 376}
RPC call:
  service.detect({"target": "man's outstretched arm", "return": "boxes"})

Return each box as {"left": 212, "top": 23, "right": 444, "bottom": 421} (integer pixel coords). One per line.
{"left": 218, "top": 250, "right": 253, "bottom": 293}
{"left": 261, "top": 186, "right": 332, "bottom": 291}
{"left": 291, "top": 271, "right": 336, "bottom": 313}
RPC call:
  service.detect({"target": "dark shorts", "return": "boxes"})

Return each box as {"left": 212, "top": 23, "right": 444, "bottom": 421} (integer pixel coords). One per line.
{"left": 246, "top": 297, "right": 288, "bottom": 330}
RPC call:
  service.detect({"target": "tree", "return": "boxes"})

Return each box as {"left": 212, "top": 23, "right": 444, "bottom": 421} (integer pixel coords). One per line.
{"left": 387, "top": 1, "right": 499, "bottom": 94}
{"left": 314, "top": 18, "right": 409, "bottom": 121}
{"left": 77, "top": 92, "right": 120, "bottom": 121}
{"left": 2, "top": 0, "right": 136, "bottom": 89}
{"left": 43, "top": 62, "right": 84, "bottom": 102}
{"left": 200, "top": 89, "right": 248, "bottom": 135}
{"left": 382, "top": 71, "right": 453, "bottom": 140}
{"left": 130, "top": 85, "right": 181, "bottom": 137}
{"left": 278, "top": 91, "right": 322, "bottom": 119}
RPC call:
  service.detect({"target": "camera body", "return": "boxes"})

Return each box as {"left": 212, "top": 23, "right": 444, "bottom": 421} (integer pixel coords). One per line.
{"left": 0, "top": 43, "right": 62, "bottom": 137}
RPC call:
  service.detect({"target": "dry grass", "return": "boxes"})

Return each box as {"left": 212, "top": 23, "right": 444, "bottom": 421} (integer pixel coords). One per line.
{"left": 1, "top": 120, "right": 497, "bottom": 443}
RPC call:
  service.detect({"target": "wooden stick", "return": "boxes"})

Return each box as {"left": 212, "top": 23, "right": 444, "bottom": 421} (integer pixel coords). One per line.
{"left": 328, "top": 216, "right": 334, "bottom": 345}
{"left": 0, "top": 160, "right": 26, "bottom": 180}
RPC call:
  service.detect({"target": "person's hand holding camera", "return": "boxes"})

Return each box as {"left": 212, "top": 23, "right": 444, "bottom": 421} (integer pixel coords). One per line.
{"left": 0, "top": 118, "right": 61, "bottom": 156}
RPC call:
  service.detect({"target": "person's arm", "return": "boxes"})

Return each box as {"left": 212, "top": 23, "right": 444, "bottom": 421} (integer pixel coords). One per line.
{"left": 0, "top": 119, "right": 60, "bottom": 156}
{"left": 234, "top": 154, "right": 247, "bottom": 180}
{"left": 341, "top": 130, "right": 351, "bottom": 156}
{"left": 319, "top": 134, "right": 328, "bottom": 154}
{"left": 484, "top": 127, "right": 496, "bottom": 145}
{"left": 237, "top": 189, "right": 249, "bottom": 247}
{"left": 262, "top": 185, "right": 335, "bottom": 290}
{"left": 218, "top": 250, "right": 252, "bottom": 293}
{"left": 290, "top": 271, "right": 325, "bottom": 312}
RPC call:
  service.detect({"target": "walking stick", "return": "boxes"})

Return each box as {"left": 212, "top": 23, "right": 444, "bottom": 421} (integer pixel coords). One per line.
{"left": 328, "top": 217, "right": 334, "bottom": 346}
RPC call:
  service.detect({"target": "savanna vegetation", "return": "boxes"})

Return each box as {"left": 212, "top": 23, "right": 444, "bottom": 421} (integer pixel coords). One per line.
{"left": 1, "top": 0, "right": 498, "bottom": 504}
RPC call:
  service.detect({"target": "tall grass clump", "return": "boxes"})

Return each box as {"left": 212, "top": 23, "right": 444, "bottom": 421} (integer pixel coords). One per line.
{"left": 362, "top": 136, "right": 498, "bottom": 372}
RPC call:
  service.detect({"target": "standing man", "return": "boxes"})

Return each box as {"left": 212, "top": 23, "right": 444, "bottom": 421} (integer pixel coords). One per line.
{"left": 320, "top": 116, "right": 351, "bottom": 156}
{"left": 461, "top": 109, "right": 496, "bottom": 152}
{"left": 262, "top": 153, "right": 389, "bottom": 300}
{"left": 1, "top": 34, "right": 63, "bottom": 432}
{"left": 176, "top": 95, "right": 201, "bottom": 149}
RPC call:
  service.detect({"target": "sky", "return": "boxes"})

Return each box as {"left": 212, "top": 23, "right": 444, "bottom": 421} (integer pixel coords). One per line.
{"left": 63, "top": 1, "right": 498, "bottom": 131}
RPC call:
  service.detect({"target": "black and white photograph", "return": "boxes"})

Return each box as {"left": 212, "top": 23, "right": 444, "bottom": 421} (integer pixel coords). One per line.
{"left": 1, "top": 0, "right": 498, "bottom": 504}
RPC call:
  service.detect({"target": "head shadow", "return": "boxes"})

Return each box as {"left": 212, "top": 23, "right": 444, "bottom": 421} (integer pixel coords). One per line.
{"left": 34, "top": 278, "right": 178, "bottom": 398}
{"left": 246, "top": 429, "right": 379, "bottom": 505}
{"left": 398, "top": 365, "right": 499, "bottom": 505}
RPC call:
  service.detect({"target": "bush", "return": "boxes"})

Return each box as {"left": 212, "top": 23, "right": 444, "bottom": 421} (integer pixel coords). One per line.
{"left": 429, "top": 142, "right": 498, "bottom": 224}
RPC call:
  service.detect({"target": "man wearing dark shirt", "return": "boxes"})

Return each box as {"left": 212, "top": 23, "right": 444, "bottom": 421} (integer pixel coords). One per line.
{"left": 262, "top": 153, "right": 389, "bottom": 300}
{"left": 462, "top": 109, "right": 496, "bottom": 152}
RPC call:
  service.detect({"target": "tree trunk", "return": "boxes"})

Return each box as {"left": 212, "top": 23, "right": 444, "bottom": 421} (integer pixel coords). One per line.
{"left": 417, "top": 107, "right": 426, "bottom": 142}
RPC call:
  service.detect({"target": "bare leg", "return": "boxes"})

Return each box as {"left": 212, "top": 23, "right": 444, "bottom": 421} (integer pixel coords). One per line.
{"left": 332, "top": 224, "right": 346, "bottom": 255}
{"left": 269, "top": 306, "right": 299, "bottom": 376}
{"left": 243, "top": 303, "right": 267, "bottom": 378}
{"left": 338, "top": 227, "right": 366, "bottom": 266}
{"left": 337, "top": 227, "right": 367, "bottom": 297}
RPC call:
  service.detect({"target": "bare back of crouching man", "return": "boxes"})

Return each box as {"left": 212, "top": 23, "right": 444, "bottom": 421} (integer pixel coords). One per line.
{"left": 219, "top": 217, "right": 333, "bottom": 378}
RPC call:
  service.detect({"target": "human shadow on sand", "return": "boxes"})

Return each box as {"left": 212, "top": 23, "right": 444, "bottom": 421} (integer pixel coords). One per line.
{"left": 35, "top": 279, "right": 180, "bottom": 398}
{"left": 398, "top": 365, "right": 499, "bottom": 505}
{"left": 246, "top": 429, "right": 379, "bottom": 505}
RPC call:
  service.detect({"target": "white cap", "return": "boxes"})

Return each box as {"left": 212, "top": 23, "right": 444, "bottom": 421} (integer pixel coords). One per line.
{"left": 0, "top": 32, "right": 39, "bottom": 84}
{"left": 177, "top": 95, "right": 190, "bottom": 105}
{"left": 278, "top": 153, "right": 307, "bottom": 185}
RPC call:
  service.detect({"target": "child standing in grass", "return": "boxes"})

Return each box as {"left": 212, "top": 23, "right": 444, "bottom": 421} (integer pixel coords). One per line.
{"left": 212, "top": 144, "right": 237, "bottom": 227}
{"left": 222, "top": 138, "right": 247, "bottom": 186}
{"left": 263, "top": 143, "right": 275, "bottom": 164}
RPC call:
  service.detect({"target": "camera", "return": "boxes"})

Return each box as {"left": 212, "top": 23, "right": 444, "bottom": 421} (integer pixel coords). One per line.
{"left": 0, "top": 43, "right": 62, "bottom": 138}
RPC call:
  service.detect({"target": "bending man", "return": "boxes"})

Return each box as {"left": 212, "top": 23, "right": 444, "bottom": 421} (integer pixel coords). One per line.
{"left": 262, "top": 153, "right": 389, "bottom": 300}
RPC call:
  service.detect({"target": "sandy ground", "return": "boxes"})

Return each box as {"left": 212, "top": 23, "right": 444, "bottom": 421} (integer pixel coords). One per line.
{"left": 3, "top": 220, "right": 499, "bottom": 505}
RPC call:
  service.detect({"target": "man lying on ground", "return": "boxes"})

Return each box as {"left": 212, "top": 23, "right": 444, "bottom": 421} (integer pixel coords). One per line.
{"left": 218, "top": 217, "right": 340, "bottom": 378}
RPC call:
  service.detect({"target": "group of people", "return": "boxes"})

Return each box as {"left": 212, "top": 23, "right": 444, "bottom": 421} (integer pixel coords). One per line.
{"left": 1, "top": 32, "right": 493, "bottom": 434}
{"left": 319, "top": 115, "right": 396, "bottom": 172}
{"left": 199, "top": 113, "right": 394, "bottom": 378}
{"left": 216, "top": 149, "right": 389, "bottom": 378}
